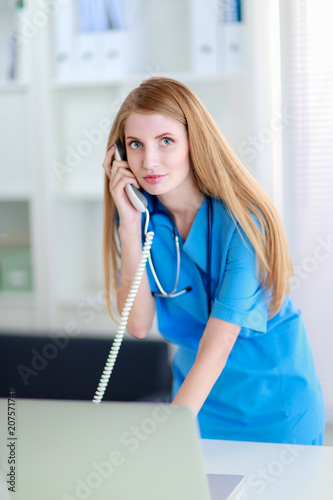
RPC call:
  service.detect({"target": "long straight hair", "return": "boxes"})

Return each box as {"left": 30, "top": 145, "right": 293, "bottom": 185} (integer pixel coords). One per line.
{"left": 103, "top": 77, "right": 294, "bottom": 319}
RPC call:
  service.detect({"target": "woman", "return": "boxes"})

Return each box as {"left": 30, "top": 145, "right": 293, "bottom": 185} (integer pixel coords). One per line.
{"left": 102, "top": 77, "right": 325, "bottom": 445}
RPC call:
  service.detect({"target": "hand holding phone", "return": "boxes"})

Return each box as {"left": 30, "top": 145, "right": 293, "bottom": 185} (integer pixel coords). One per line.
{"left": 114, "top": 141, "right": 148, "bottom": 213}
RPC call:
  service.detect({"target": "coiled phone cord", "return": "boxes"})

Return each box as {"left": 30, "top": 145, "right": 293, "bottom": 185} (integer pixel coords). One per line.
{"left": 92, "top": 209, "right": 154, "bottom": 404}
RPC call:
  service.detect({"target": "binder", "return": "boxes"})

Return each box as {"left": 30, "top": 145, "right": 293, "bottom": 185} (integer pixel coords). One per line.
{"left": 53, "top": 0, "right": 134, "bottom": 81}
{"left": 73, "top": 31, "right": 97, "bottom": 80}
{"left": 217, "top": 0, "right": 244, "bottom": 75}
{"left": 190, "top": 0, "right": 218, "bottom": 74}
{"left": 223, "top": 22, "right": 244, "bottom": 75}
{"left": 53, "top": 2, "right": 74, "bottom": 80}
{"left": 190, "top": 0, "right": 244, "bottom": 76}
{"left": 95, "top": 30, "right": 131, "bottom": 79}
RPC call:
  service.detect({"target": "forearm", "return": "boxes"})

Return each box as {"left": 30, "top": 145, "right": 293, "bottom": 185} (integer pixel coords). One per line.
{"left": 172, "top": 348, "right": 226, "bottom": 417}
{"left": 172, "top": 318, "right": 240, "bottom": 416}
{"left": 117, "top": 224, "right": 155, "bottom": 338}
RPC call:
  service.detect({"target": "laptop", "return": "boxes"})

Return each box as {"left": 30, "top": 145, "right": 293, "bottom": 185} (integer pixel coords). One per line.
{"left": 0, "top": 399, "right": 243, "bottom": 500}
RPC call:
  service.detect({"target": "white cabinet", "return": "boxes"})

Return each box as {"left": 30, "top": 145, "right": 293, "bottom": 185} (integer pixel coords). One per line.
{"left": 1, "top": 0, "right": 280, "bottom": 336}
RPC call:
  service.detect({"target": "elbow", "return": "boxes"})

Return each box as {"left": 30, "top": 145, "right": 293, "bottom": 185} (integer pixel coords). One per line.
{"left": 126, "top": 325, "right": 150, "bottom": 340}
{"left": 117, "top": 299, "right": 155, "bottom": 340}
{"left": 125, "top": 315, "right": 153, "bottom": 339}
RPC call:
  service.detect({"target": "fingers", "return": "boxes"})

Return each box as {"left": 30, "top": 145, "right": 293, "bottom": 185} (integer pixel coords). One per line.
{"left": 102, "top": 146, "right": 142, "bottom": 222}
{"left": 109, "top": 166, "right": 140, "bottom": 193}
{"left": 102, "top": 144, "right": 138, "bottom": 185}
{"left": 102, "top": 145, "right": 116, "bottom": 179}
{"left": 109, "top": 166, "right": 141, "bottom": 219}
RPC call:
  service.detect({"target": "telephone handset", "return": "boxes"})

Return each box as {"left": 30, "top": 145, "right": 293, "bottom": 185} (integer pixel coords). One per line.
{"left": 114, "top": 141, "right": 147, "bottom": 213}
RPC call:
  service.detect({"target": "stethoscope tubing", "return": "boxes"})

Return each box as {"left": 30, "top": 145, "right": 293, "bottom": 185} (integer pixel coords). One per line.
{"left": 147, "top": 196, "right": 213, "bottom": 315}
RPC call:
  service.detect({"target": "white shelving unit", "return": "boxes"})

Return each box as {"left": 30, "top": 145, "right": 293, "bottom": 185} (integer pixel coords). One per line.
{"left": 0, "top": 0, "right": 281, "bottom": 337}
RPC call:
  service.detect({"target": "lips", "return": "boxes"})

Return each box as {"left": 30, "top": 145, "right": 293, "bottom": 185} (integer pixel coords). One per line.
{"left": 143, "top": 174, "right": 167, "bottom": 185}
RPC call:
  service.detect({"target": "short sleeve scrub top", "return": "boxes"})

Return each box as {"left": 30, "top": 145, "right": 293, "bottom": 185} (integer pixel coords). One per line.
{"left": 141, "top": 193, "right": 325, "bottom": 445}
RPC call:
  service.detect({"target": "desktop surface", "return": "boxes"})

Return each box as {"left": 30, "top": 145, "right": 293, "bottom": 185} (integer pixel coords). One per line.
{"left": 201, "top": 438, "right": 333, "bottom": 499}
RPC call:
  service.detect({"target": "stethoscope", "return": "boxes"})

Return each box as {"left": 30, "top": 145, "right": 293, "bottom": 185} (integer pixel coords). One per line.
{"left": 147, "top": 195, "right": 213, "bottom": 316}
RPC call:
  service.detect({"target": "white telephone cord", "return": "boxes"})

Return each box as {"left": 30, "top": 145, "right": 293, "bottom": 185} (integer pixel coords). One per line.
{"left": 92, "top": 209, "right": 154, "bottom": 404}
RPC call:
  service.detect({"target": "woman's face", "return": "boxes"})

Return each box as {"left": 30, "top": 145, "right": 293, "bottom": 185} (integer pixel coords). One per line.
{"left": 124, "top": 113, "right": 196, "bottom": 199}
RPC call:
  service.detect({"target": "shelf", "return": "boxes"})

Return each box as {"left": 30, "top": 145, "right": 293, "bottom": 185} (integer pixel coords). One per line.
{"left": 50, "top": 71, "right": 244, "bottom": 91}
{"left": 55, "top": 290, "right": 108, "bottom": 309}
{"left": 172, "top": 71, "right": 244, "bottom": 84}
{"left": 52, "top": 186, "right": 104, "bottom": 202}
{"left": 50, "top": 76, "right": 144, "bottom": 91}
{"left": 0, "top": 186, "right": 32, "bottom": 201}
{"left": 0, "top": 82, "right": 29, "bottom": 94}
{"left": 0, "top": 291, "right": 36, "bottom": 307}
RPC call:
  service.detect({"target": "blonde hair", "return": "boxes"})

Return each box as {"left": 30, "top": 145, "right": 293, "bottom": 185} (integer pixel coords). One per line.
{"left": 103, "top": 77, "right": 294, "bottom": 320}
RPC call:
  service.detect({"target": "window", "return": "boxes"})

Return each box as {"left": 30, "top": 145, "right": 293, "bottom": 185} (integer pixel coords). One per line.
{"left": 280, "top": 0, "right": 333, "bottom": 419}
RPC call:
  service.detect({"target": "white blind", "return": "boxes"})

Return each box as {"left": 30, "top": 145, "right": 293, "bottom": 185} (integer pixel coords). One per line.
{"left": 280, "top": 0, "right": 333, "bottom": 420}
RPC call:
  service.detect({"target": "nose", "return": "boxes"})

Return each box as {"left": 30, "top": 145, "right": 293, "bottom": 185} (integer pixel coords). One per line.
{"left": 143, "top": 145, "right": 159, "bottom": 170}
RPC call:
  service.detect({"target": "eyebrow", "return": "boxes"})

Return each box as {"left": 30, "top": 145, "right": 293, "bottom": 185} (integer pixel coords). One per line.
{"left": 125, "top": 132, "right": 176, "bottom": 141}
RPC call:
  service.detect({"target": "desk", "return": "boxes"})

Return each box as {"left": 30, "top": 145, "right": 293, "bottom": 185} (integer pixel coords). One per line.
{"left": 201, "top": 439, "right": 333, "bottom": 499}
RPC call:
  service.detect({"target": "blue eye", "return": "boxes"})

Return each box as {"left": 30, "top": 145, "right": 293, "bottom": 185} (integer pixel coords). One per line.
{"left": 161, "top": 137, "right": 173, "bottom": 146}
{"left": 129, "top": 141, "right": 142, "bottom": 149}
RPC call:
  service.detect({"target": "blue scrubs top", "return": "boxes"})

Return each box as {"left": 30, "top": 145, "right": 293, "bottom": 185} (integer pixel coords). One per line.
{"left": 141, "top": 194, "right": 325, "bottom": 444}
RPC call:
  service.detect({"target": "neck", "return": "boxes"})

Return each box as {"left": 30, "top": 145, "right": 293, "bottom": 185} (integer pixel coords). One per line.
{"left": 157, "top": 186, "right": 204, "bottom": 241}
{"left": 158, "top": 185, "right": 204, "bottom": 216}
